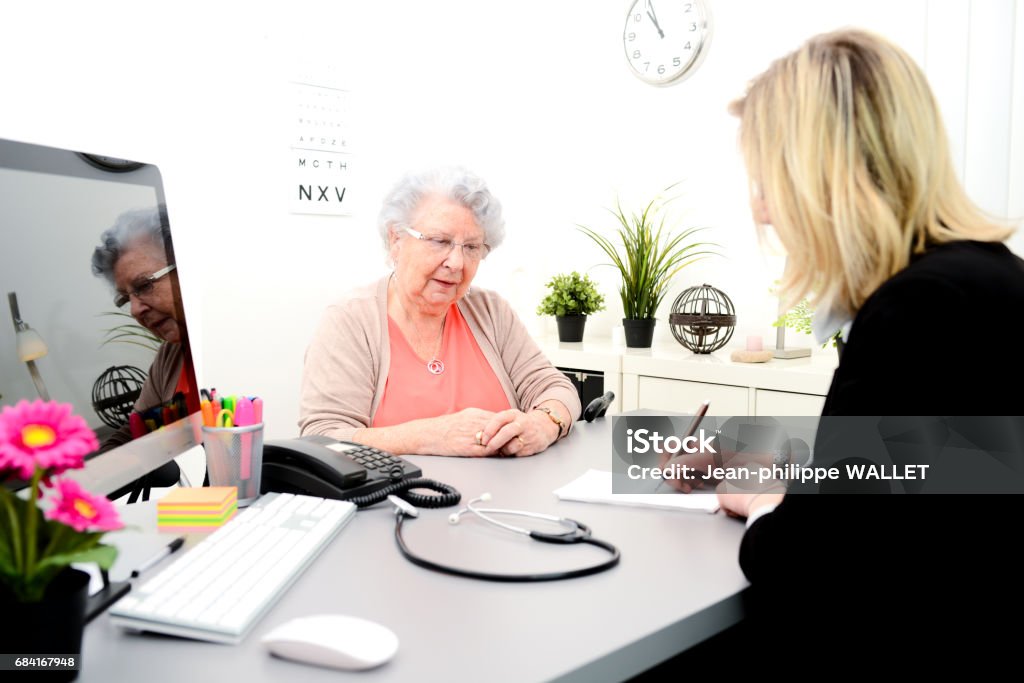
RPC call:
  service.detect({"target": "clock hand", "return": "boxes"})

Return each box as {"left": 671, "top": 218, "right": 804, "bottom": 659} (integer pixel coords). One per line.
{"left": 645, "top": 0, "right": 665, "bottom": 39}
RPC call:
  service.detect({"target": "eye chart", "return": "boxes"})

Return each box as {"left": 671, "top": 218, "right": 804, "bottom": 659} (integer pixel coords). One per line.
{"left": 290, "top": 67, "right": 352, "bottom": 216}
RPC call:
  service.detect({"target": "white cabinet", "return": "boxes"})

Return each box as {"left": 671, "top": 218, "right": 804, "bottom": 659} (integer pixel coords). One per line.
{"left": 755, "top": 389, "right": 827, "bottom": 416}
{"left": 637, "top": 377, "right": 748, "bottom": 415}
{"left": 538, "top": 337, "right": 838, "bottom": 417}
{"left": 540, "top": 341, "right": 623, "bottom": 415}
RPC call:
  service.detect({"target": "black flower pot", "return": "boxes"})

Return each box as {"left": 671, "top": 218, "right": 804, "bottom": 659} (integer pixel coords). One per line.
{"left": 623, "top": 318, "right": 656, "bottom": 348}
{"left": 0, "top": 568, "right": 89, "bottom": 681}
{"left": 556, "top": 315, "right": 587, "bottom": 342}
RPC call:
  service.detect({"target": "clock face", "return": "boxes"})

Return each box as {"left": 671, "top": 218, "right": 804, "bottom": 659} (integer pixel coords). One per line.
{"left": 623, "top": 0, "right": 713, "bottom": 86}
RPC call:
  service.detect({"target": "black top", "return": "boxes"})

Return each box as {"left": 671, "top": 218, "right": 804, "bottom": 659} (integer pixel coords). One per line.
{"left": 822, "top": 240, "right": 1024, "bottom": 415}
{"left": 737, "top": 241, "right": 1024, "bottom": 665}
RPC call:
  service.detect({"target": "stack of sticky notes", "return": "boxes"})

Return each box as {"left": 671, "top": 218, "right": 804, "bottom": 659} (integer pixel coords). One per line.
{"left": 158, "top": 487, "right": 238, "bottom": 532}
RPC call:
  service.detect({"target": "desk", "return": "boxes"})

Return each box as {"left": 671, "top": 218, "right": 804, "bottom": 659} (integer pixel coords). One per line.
{"left": 81, "top": 418, "right": 749, "bottom": 682}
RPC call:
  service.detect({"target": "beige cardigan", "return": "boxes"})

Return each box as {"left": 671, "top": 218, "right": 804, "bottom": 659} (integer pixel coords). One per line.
{"left": 100, "top": 341, "right": 184, "bottom": 452}
{"left": 298, "top": 276, "right": 581, "bottom": 442}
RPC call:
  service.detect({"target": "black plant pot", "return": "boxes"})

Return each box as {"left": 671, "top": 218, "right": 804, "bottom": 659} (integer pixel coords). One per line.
{"left": 556, "top": 315, "right": 587, "bottom": 342}
{"left": 623, "top": 318, "right": 656, "bottom": 348}
{"left": 1, "top": 568, "right": 89, "bottom": 681}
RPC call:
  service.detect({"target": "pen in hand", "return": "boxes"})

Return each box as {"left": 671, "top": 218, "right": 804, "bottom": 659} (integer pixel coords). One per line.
{"left": 131, "top": 537, "right": 186, "bottom": 579}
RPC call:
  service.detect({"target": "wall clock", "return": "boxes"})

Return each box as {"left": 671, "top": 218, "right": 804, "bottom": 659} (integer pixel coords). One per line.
{"left": 623, "top": 0, "right": 713, "bottom": 86}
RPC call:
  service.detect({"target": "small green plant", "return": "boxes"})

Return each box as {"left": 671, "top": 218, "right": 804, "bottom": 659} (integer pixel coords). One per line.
{"left": 98, "top": 311, "right": 162, "bottom": 353}
{"left": 772, "top": 297, "right": 842, "bottom": 348}
{"left": 578, "top": 186, "right": 718, "bottom": 320}
{"left": 536, "top": 272, "right": 606, "bottom": 317}
{"left": 773, "top": 298, "right": 814, "bottom": 336}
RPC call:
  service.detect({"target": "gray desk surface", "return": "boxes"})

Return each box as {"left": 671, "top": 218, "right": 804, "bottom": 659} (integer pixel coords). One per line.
{"left": 81, "top": 418, "right": 749, "bottom": 682}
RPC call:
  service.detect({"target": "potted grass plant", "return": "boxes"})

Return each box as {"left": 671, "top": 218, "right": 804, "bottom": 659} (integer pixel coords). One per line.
{"left": 536, "top": 271, "right": 606, "bottom": 342}
{"left": 99, "top": 311, "right": 162, "bottom": 352}
{"left": 578, "top": 187, "right": 717, "bottom": 347}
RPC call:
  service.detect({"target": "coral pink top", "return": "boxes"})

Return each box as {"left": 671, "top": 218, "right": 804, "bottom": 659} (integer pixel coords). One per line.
{"left": 372, "top": 304, "right": 511, "bottom": 427}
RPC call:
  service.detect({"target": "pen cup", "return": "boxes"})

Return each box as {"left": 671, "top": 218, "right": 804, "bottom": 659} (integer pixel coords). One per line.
{"left": 201, "top": 422, "right": 264, "bottom": 507}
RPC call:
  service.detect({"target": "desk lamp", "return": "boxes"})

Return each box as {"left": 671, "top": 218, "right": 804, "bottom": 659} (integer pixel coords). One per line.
{"left": 7, "top": 291, "right": 52, "bottom": 400}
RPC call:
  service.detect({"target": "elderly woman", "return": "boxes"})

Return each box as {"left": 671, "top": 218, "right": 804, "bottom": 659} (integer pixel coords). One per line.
{"left": 299, "top": 167, "right": 579, "bottom": 456}
{"left": 688, "top": 29, "right": 1023, "bottom": 666}
{"left": 91, "top": 206, "right": 197, "bottom": 462}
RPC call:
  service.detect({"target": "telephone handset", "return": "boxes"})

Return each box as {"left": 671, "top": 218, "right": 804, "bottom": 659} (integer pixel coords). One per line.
{"left": 261, "top": 434, "right": 423, "bottom": 502}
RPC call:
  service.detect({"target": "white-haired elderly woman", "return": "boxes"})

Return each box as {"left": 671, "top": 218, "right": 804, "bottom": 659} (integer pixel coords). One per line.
{"left": 91, "top": 206, "right": 197, "bottom": 457}
{"left": 299, "top": 167, "right": 580, "bottom": 456}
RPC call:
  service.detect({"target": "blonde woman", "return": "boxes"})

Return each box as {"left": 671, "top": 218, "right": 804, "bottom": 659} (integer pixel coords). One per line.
{"left": 716, "top": 29, "right": 1022, "bottom": 663}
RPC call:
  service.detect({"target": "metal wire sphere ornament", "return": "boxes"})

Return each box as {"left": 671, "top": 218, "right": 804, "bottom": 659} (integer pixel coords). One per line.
{"left": 91, "top": 365, "right": 147, "bottom": 428}
{"left": 669, "top": 284, "right": 737, "bottom": 354}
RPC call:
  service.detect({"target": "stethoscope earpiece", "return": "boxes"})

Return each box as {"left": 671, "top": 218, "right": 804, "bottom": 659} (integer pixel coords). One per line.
{"left": 387, "top": 494, "right": 419, "bottom": 518}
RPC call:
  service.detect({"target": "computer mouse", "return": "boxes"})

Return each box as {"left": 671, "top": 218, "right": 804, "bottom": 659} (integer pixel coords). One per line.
{"left": 261, "top": 614, "right": 399, "bottom": 670}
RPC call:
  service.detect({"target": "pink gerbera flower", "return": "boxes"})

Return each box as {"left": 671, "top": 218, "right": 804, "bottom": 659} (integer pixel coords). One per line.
{"left": 45, "top": 478, "right": 123, "bottom": 532}
{"left": 0, "top": 399, "right": 98, "bottom": 479}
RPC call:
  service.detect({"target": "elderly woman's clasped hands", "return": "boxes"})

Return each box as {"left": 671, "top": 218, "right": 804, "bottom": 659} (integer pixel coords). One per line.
{"left": 408, "top": 406, "right": 562, "bottom": 457}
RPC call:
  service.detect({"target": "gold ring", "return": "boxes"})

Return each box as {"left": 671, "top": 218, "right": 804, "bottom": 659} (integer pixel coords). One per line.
{"left": 475, "top": 431, "right": 484, "bottom": 446}
{"left": 516, "top": 436, "right": 525, "bottom": 448}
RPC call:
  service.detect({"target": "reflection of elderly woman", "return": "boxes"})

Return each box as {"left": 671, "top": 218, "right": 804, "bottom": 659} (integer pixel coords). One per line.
{"left": 300, "top": 167, "right": 579, "bottom": 456}
{"left": 91, "top": 206, "right": 192, "bottom": 452}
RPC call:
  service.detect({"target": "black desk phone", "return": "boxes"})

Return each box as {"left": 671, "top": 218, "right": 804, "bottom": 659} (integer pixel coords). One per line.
{"left": 261, "top": 435, "right": 422, "bottom": 501}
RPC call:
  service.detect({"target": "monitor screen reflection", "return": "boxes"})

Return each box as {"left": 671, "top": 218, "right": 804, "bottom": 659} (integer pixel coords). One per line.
{"left": 0, "top": 146, "right": 199, "bottom": 478}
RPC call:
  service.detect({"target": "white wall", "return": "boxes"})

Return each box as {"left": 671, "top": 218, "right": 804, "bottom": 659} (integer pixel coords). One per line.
{"left": 1, "top": 0, "right": 1020, "bottom": 438}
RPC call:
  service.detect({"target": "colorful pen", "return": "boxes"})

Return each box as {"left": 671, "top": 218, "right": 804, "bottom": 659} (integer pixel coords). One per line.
{"left": 129, "top": 412, "right": 146, "bottom": 439}
{"left": 235, "top": 398, "right": 254, "bottom": 480}
{"left": 201, "top": 400, "right": 214, "bottom": 428}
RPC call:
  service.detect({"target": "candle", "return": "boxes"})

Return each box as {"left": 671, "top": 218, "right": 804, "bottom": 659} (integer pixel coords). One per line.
{"left": 746, "top": 335, "right": 763, "bottom": 352}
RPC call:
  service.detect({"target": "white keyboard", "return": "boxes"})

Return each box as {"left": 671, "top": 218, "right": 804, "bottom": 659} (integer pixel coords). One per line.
{"left": 110, "top": 492, "right": 356, "bottom": 644}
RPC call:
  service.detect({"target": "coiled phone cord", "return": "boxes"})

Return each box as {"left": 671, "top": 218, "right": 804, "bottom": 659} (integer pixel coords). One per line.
{"left": 345, "top": 477, "right": 462, "bottom": 509}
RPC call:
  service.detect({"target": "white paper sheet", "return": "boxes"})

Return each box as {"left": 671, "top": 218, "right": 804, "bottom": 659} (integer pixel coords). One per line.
{"left": 554, "top": 469, "right": 719, "bottom": 513}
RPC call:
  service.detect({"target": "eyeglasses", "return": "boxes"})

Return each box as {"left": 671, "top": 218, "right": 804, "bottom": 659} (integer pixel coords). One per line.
{"left": 403, "top": 226, "right": 490, "bottom": 262}
{"left": 114, "top": 264, "right": 176, "bottom": 308}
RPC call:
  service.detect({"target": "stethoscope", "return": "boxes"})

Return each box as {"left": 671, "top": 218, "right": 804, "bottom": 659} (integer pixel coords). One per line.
{"left": 389, "top": 493, "right": 621, "bottom": 582}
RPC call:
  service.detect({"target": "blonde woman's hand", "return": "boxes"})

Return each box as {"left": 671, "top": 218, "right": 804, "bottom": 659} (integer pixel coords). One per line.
{"left": 716, "top": 491, "right": 785, "bottom": 519}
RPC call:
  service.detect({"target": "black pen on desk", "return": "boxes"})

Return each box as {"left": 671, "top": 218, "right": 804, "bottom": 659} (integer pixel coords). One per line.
{"left": 131, "top": 537, "right": 185, "bottom": 579}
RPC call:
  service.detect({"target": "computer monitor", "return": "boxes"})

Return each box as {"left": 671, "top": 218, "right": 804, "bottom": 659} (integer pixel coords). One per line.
{"left": 0, "top": 136, "right": 202, "bottom": 497}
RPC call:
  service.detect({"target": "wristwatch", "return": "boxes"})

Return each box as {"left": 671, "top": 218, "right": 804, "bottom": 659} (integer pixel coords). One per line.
{"left": 533, "top": 406, "right": 566, "bottom": 439}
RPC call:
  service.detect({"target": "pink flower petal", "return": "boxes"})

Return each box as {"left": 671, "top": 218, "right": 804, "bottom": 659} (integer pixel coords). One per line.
{"left": 0, "top": 399, "right": 98, "bottom": 478}
{"left": 45, "top": 478, "right": 123, "bottom": 533}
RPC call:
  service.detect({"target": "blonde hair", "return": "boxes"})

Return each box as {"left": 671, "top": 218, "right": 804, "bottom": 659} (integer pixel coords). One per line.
{"left": 731, "top": 29, "right": 1012, "bottom": 314}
